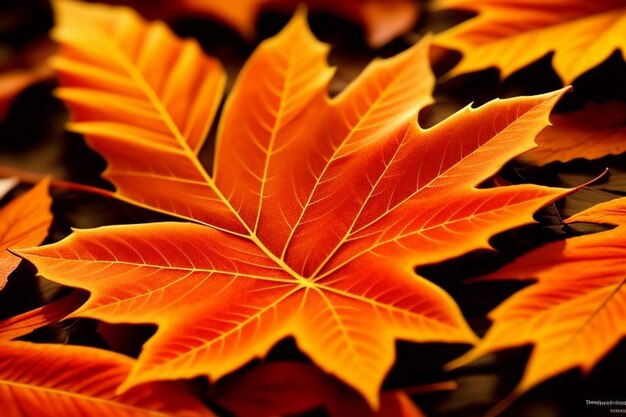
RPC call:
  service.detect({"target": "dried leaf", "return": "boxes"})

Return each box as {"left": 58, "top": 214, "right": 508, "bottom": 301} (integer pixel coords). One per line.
{"left": 433, "top": 0, "right": 626, "bottom": 83}
{"left": 18, "top": 0, "right": 571, "bottom": 406}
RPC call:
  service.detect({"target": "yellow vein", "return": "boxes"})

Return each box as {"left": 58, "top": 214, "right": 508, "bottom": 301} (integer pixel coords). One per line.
{"left": 254, "top": 51, "right": 293, "bottom": 233}
{"left": 308, "top": 122, "right": 412, "bottom": 278}
{"left": 279, "top": 68, "right": 406, "bottom": 261}
{"left": 101, "top": 35, "right": 307, "bottom": 284}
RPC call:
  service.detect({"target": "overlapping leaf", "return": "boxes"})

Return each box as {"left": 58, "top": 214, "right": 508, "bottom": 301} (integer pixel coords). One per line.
{"left": 433, "top": 0, "right": 626, "bottom": 83}
{"left": 0, "top": 179, "right": 52, "bottom": 289}
{"left": 450, "top": 197, "right": 626, "bottom": 400}
{"left": 18, "top": 0, "right": 573, "bottom": 406}
{"left": 520, "top": 101, "right": 626, "bottom": 166}
{"left": 0, "top": 341, "right": 215, "bottom": 417}
{"left": 0, "top": 186, "right": 209, "bottom": 417}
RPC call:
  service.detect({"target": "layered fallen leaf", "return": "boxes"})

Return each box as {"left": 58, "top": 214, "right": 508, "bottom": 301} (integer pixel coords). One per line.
{"left": 0, "top": 68, "right": 53, "bottom": 120}
{"left": 0, "top": 179, "right": 52, "bottom": 289}
{"left": 0, "top": 285, "right": 206, "bottom": 417}
{"left": 520, "top": 101, "right": 626, "bottom": 166}
{"left": 450, "top": 197, "right": 626, "bottom": 399}
{"left": 0, "top": 341, "right": 215, "bottom": 417}
{"left": 433, "top": 0, "right": 626, "bottom": 83}
{"left": 17, "top": 0, "right": 574, "bottom": 407}
{"left": 0, "top": 183, "right": 210, "bottom": 417}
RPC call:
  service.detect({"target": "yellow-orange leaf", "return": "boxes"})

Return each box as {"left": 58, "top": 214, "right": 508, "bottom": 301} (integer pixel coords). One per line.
{"left": 176, "top": 0, "right": 419, "bottom": 47}
{"left": 0, "top": 341, "right": 215, "bottom": 417}
{"left": 0, "top": 179, "right": 52, "bottom": 289}
{"left": 520, "top": 101, "right": 626, "bottom": 166}
{"left": 51, "top": 0, "right": 234, "bottom": 231}
{"left": 433, "top": 0, "right": 626, "bottom": 83}
{"left": 18, "top": 0, "right": 571, "bottom": 406}
{"left": 450, "top": 197, "right": 626, "bottom": 399}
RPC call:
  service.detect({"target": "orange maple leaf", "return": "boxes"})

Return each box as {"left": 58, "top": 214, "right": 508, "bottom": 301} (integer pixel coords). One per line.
{"left": 17, "top": 0, "right": 572, "bottom": 406}
{"left": 519, "top": 101, "right": 626, "bottom": 166}
{"left": 432, "top": 0, "right": 626, "bottom": 83}
{"left": 0, "top": 179, "right": 52, "bottom": 289}
{"left": 449, "top": 197, "right": 626, "bottom": 413}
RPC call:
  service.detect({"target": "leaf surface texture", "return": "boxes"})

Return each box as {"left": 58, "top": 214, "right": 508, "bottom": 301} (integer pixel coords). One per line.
{"left": 433, "top": 0, "right": 626, "bottom": 83}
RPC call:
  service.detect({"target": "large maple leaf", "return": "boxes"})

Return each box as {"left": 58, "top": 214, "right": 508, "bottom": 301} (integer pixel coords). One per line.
{"left": 449, "top": 197, "right": 626, "bottom": 411}
{"left": 432, "top": 0, "right": 626, "bottom": 83}
{"left": 17, "top": 0, "right": 572, "bottom": 405}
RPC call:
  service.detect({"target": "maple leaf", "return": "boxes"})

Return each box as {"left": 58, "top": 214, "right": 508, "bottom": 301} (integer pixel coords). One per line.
{"left": 519, "top": 101, "right": 626, "bottom": 166}
{"left": 0, "top": 179, "right": 52, "bottom": 289}
{"left": 448, "top": 197, "right": 626, "bottom": 412}
{"left": 17, "top": 0, "right": 572, "bottom": 406}
{"left": 432, "top": 0, "right": 626, "bottom": 83}
{"left": 0, "top": 341, "right": 215, "bottom": 417}
{"left": 215, "top": 361, "right": 444, "bottom": 417}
